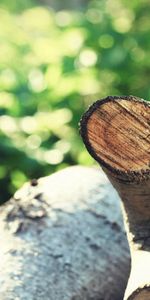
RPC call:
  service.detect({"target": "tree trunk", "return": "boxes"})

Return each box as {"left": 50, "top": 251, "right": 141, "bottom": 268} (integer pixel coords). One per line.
{"left": 0, "top": 166, "right": 130, "bottom": 300}
{"left": 80, "top": 95, "right": 150, "bottom": 300}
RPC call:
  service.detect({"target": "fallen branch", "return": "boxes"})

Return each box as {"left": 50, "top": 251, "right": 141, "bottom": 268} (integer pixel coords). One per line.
{"left": 0, "top": 166, "right": 130, "bottom": 300}
{"left": 80, "top": 95, "right": 150, "bottom": 300}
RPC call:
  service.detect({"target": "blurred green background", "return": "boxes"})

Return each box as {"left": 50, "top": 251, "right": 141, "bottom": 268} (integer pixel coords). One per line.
{"left": 0, "top": 0, "right": 150, "bottom": 202}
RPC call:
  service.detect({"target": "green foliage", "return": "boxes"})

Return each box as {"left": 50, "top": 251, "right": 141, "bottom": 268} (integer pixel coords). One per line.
{"left": 0, "top": 0, "right": 150, "bottom": 202}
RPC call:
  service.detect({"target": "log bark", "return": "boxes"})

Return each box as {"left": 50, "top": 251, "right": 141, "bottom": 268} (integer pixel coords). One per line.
{"left": 80, "top": 95, "right": 150, "bottom": 300}
{"left": 0, "top": 166, "right": 130, "bottom": 300}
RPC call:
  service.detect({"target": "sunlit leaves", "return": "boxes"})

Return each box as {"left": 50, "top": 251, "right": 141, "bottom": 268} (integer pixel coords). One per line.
{"left": 79, "top": 49, "right": 98, "bottom": 67}
{"left": 99, "top": 34, "right": 114, "bottom": 49}
{"left": 28, "top": 68, "right": 46, "bottom": 92}
{"left": 22, "top": 7, "right": 54, "bottom": 31}
{"left": 11, "top": 170, "right": 27, "bottom": 189}
{"left": 0, "top": 0, "right": 150, "bottom": 201}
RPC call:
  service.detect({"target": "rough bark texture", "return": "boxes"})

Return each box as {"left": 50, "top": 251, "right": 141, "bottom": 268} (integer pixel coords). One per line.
{"left": 0, "top": 166, "right": 130, "bottom": 300}
{"left": 80, "top": 96, "right": 150, "bottom": 300}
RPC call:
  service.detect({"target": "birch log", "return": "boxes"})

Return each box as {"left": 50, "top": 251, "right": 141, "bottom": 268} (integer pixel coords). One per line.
{"left": 80, "top": 95, "right": 150, "bottom": 300}
{"left": 0, "top": 166, "right": 130, "bottom": 300}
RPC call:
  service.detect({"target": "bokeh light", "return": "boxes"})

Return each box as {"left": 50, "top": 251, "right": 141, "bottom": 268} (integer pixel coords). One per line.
{"left": 0, "top": 0, "right": 150, "bottom": 202}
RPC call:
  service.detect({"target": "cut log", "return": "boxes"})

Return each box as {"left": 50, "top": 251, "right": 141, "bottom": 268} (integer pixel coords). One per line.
{"left": 80, "top": 95, "right": 150, "bottom": 300}
{"left": 0, "top": 166, "right": 130, "bottom": 300}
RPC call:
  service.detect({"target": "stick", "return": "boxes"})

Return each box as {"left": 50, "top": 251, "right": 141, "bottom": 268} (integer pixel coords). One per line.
{"left": 80, "top": 95, "right": 150, "bottom": 300}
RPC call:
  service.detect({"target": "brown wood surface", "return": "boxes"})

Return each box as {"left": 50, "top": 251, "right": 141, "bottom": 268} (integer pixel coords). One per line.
{"left": 87, "top": 99, "right": 149, "bottom": 171}
{"left": 80, "top": 95, "right": 150, "bottom": 300}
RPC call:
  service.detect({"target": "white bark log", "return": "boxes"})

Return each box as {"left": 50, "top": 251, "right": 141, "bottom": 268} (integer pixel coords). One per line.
{"left": 0, "top": 166, "right": 130, "bottom": 300}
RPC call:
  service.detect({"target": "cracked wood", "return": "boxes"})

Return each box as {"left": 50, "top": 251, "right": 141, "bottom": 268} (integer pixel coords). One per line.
{"left": 80, "top": 95, "right": 150, "bottom": 300}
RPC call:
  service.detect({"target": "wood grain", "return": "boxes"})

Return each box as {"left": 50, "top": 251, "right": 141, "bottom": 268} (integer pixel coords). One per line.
{"left": 87, "top": 99, "right": 149, "bottom": 171}
{"left": 80, "top": 95, "right": 150, "bottom": 181}
{"left": 80, "top": 95, "right": 150, "bottom": 300}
